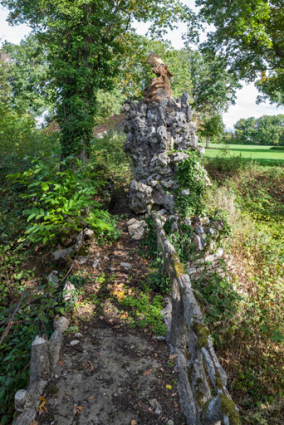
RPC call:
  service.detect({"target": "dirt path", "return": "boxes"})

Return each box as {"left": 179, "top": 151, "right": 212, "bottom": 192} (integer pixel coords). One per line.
{"left": 36, "top": 212, "right": 186, "bottom": 425}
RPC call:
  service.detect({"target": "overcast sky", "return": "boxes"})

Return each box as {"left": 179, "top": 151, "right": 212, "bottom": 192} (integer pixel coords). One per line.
{"left": 1, "top": 1, "right": 284, "bottom": 130}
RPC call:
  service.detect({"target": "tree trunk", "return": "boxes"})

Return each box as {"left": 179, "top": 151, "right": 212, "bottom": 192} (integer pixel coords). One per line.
{"left": 206, "top": 134, "right": 210, "bottom": 148}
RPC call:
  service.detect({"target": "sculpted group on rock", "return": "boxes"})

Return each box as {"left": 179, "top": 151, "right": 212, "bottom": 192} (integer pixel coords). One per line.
{"left": 143, "top": 53, "right": 174, "bottom": 103}
{"left": 124, "top": 53, "right": 206, "bottom": 215}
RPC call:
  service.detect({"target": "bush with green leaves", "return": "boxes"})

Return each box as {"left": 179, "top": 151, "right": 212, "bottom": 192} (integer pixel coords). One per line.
{"left": 173, "top": 150, "right": 207, "bottom": 218}
{"left": 8, "top": 153, "right": 119, "bottom": 245}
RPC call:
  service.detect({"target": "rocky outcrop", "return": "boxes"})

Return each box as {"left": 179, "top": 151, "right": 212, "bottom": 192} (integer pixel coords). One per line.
{"left": 124, "top": 93, "right": 205, "bottom": 214}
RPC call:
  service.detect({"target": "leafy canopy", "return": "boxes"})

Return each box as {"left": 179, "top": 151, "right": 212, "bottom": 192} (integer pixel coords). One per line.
{"left": 1, "top": 0, "right": 191, "bottom": 159}
{"left": 188, "top": 0, "right": 284, "bottom": 106}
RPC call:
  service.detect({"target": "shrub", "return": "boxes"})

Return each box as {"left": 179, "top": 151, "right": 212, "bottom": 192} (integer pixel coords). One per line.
{"left": 8, "top": 153, "right": 119, "bottom": 245}
{"left": 270, "top": 146, "right": 284, "bottom": 150}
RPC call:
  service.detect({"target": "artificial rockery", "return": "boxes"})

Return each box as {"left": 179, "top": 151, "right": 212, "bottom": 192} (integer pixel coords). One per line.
{"left": 124, "top": 54, "right": 240, "bottom": 425}
{"left": 124, "top": 53, "right": 207, "bottom": 217}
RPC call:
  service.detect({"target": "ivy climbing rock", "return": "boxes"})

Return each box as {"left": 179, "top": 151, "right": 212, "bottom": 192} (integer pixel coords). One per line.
{"left": 124, "top": 92, "right": 208, "bottom": 214}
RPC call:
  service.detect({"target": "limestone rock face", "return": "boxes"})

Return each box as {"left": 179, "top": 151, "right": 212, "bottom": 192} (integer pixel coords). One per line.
{"left": 124, "top": 93, "right": 204, "bottom": 214}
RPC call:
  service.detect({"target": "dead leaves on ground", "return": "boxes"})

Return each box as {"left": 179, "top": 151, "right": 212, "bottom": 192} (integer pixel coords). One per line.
{"left": 73, "top": 405, "right": 83, "bottom": 416}
{"left": 143, "top": 369, "right": 152, "bottom": 376}
{"left": 108, "top": 282, "right": 133, "bottom": 301}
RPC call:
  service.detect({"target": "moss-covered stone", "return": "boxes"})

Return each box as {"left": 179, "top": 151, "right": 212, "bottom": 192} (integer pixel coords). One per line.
{"left": 191, "top": 320, "right": 210, "bottom": 348}
{"left": 214, "top": 371, "right": 223, "bottom": 389}
{"left": 221, "top": 394, "right": 241, "bottom": 425}
{"left": 202, "top": 398, "right": 211, "bottom": 416}
{"left": 172, "top": 253, "right": 184, "bottom": 277}
{"left": 47, "top": 386, "right": 59, "bottom": 395}
{"left": 195, "top": 378, "right": 205, "bottom": 407}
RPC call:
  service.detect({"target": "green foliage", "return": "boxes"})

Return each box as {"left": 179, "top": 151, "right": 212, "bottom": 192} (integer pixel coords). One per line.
{"left": 96, "top": 88, "right": 124, "bottom": 121}
{"left": 91, "top": 132, "right": 131, "bottom": 189}
{"left": 189, "top": 0, "right": 284, "bottom": 106}
{"left": 234, "top": 114, "right": 284, "bottom": 146}
{"left": 8, "top": 153, "right": 118, "bottom": 245}
{"left": 2, "top": 0, "right": 189, "bottom": 161}
{"left": 174, "top": 150, "right": 207, "bottom": 218}
{"left": 119, "top": 291, "right": 167, "bottom": 336}
{"left": 204, "top": 163, "right": 284, "bottom": 418}
{"left": 164, "top": 220, "right": 195, "bottom": 263}
{"left": 188, "top": 50, "right": 240, "bottom": 115}
{"left": 198, "top": 114, "right": 225, "bottom": 147}
{"left": 2, "top": 35, "right": 53, "bottom": 117}
{"left": 146, "top": 269, "right": 172, "bottom": 294}
{"left": 204, "top": 147, "right": 247, "bottom": 179}
{"left": 192, "top": 272, "right": 242, "bottom": 347}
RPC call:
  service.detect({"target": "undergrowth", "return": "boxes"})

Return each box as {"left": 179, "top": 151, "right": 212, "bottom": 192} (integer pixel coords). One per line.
{"left": 202, "top": 156, "right": 284, "bottom": 424}
{"left": 0, "top": 130, "right": 124, "bottom": 424}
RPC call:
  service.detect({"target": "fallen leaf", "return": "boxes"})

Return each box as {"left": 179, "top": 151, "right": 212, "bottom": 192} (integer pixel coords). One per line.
{"left": 166, "top": 385, "right": 172, "bottom": 390}
{"left": 143, "top": 369, "right": 152, "bottom": 376}
{"left": 58, "top": 360, "right": 63, "bottom": 366}
{"left": 73, "top": 405, "right": 83, "bottom": 416}
{"left": 174, "top": 401, "right": 178, "bottom": 407}
{"left": 169, "top": 354, "right": 177, "bottom": 361}
{"left": 56, "top": 393, "right": 60, "bottom": 399}
{"left": 36, "top": 396, "right": 46, "bottom": 414}
{"left": 171, "top": 393, "right": 177, "bottom": 397}
{"left": 66, "top": 392, "right": 70, "bottom": 396}
{"left": 154, "top": 353, "right": 158, "bottom": 357}
{"left": 89, "top": 395, "right": 96, "bottom": 400}
{"left": 29, "top": 421, "right": 38, "bottom": 425}
{"left": 131, "top": 421, "right": 137, "bottom": 425}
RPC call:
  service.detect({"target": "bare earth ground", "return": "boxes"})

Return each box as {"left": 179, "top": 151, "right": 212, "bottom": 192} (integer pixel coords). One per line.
{"left": 35, "top": 195, "right": 186, "bottom": 425}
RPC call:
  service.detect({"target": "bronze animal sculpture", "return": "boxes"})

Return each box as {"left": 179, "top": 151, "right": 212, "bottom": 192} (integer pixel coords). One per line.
{"left": 143, "top": 53, "right": 174, "bottom": 103}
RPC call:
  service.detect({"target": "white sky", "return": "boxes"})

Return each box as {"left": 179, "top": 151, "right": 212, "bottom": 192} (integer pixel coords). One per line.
{"left": 1, "top": 2, "right": 284, "bottom": 130}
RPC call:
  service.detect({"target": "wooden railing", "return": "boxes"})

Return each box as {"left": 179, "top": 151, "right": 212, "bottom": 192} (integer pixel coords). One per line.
{"left": 152, "top": 212, "right": 241, "bottom": 425}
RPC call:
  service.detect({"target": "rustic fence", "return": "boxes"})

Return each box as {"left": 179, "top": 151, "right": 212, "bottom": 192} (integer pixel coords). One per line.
{"left": 152, "top": 212, "right": 240, "bottom": 425}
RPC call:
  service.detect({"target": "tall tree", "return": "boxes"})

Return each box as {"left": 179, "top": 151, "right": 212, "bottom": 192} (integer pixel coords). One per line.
{"left": 188, "top": 0, "right": 284, "bottom": 106}
{"left": 2, "top": 35, "right": 52, "bottom": 117}
{"left": 92, "top": 36, "right": 193, "bottom": 121}
{"left": 186, "top": 51, "right": 240, "bottom": 146}
{"left": 199, "top": 114, "right": 225, "bottom": 148}
{"left": 2, "top": 0, "right": 190, "bottom": 161}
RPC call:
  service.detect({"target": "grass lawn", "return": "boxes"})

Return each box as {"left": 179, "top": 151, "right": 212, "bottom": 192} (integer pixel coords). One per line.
{"left": 202, "top": 143, "right": 284, "bottom": 166}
